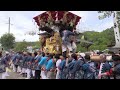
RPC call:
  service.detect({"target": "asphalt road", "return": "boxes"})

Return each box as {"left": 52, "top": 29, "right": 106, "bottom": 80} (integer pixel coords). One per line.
{"left": 0, "top": 71, "right": 25, "bottom": 79}
{"left": 0, "top": 69, "right": 115, "bottom": 79}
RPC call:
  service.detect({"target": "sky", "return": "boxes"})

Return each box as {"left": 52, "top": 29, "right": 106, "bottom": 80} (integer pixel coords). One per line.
{"left": 0, "top": 11, "right": 113, "bottom": 42}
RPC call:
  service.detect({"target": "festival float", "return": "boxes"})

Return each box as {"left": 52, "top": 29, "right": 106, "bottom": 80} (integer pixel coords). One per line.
{"left": 33, "top": 11, "right": 81, "bottom": 56}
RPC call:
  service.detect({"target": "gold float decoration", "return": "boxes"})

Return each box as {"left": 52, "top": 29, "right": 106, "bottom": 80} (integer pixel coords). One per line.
{"left": 45, "top": 32, "right": 62, "bottom": 54}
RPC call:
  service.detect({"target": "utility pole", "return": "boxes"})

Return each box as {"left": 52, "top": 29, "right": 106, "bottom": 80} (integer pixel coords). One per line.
{"left": 109, "top": 11, "right": 120, "bottom": 53}
{"left": 113, "top": 11, "right": 120, "bottom": 47}
{"left": 8, "top": 17, "right": 10, "bottom": 33}
{"left": 6, "top": 17, "right": 13, "bottom": 33}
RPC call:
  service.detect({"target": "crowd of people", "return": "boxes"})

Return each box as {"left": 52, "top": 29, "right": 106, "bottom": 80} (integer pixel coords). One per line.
{"left": 0, "top": 50, "right": 120, "bottom": 79}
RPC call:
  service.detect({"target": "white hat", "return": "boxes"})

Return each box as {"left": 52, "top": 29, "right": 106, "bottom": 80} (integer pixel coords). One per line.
{"left": 5, "top": 51, "right": 9, "bottom": 54}
{"left": 80, "top": 53, "right": 85, "bottom": 57}
{"left": 106, "top": 56, "right": 112, "bottom": 61}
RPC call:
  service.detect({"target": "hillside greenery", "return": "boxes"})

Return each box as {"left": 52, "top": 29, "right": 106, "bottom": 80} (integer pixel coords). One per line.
{"left": 13, "top": 27, "right": 115, "bottom": 52}
{"left": 77, "top": 27, "right": 115, "bottom": 52}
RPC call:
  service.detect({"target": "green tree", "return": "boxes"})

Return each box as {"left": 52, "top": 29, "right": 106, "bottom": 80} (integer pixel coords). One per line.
{"left": 100, "top": 27, "right": 115, "bottom": 46}
{"left": 98, "top": 11, "right": 113, "bottom": 20}
{"left": 76, "top": 27, "right": 115, "bottom": 51}
{"left": 14, "top": 40, "right": 29, "bottom": 52}
{"left": 32, "top": 41, "right": 40, "bottom": 50}
{"left": 0, "top": 33, "right": 15, "bottom": 50}
{"left": 77, "top": 44, "right": 86, "bottom": 52}
{"left": 98, "top": 11, "right": 120, "bottom": 28}
{"left": 80, "top": 41, "right": 93, "bottom": 51}
{"left": 98, "top": 11, "right": 118, "bottom": 48}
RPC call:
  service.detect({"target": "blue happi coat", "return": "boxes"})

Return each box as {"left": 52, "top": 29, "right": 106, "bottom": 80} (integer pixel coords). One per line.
{"left": 82, "top": 61, "right": 97, "bottom": 79}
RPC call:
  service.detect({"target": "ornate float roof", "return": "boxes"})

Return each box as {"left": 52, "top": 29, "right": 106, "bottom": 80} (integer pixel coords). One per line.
{"left": 33, "top": 11, "right": 81, "bottom": 28}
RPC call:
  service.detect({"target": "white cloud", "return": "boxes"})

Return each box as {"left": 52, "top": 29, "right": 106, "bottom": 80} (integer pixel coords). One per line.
{"left": 96, "top": 20, "right": 113, "bottom": 32}
{"left": 70, "top": 11, "right": 89, "bottom": 23}
{"left": 90, "top": 16, "right": 113, "bottom": 32}
{"left": 0, "top": 11, "right": 114, "bottom": 42}
{"left": 0, "top": 11, "right": 41, "bottom": 42}
{"left": 75, "top": 11, "right": 113, "bottom": 32}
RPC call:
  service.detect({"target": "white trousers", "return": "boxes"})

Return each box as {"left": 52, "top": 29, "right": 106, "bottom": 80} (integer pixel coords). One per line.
{"left": 12, "top": 64, "right": 16, "bottom": 72}
{"left": 56, "top": 69, "right": 60, "bottom": 79}
{"left": 17, "top": 66, "right": 22, "bottom": 73}
{"left": 41, "top": 71, "right": 47, "bottom": 79}
{"left": 26, "top": 68, "right": 31, "bottom": 79}
{"left": 10, "top": 63, "right": 13, "bottom": 69}
{"left": 2, "top": 67, "right": 10, "bottom": 79}
{"left": 32, "top": 70, "right": 35, "bottom": 77}
{"left": 22, "top": 68, "right": 27, "bottom": 73}
{"left": 2, "top": 73, "right": 6, "bottom": 79}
